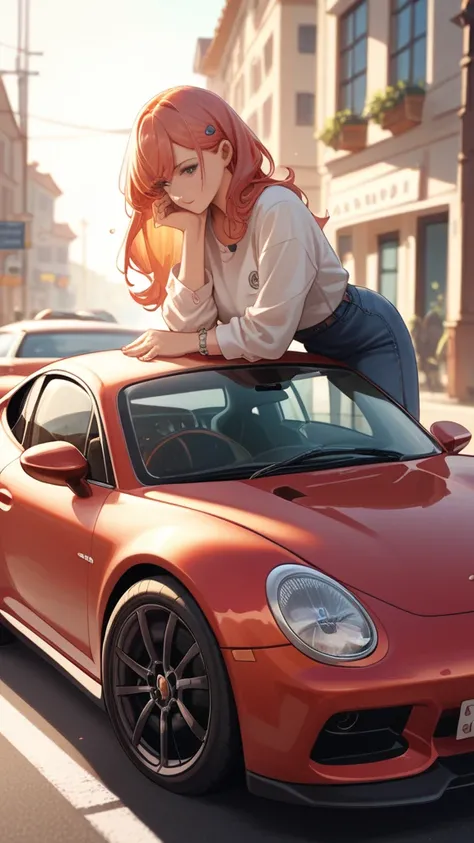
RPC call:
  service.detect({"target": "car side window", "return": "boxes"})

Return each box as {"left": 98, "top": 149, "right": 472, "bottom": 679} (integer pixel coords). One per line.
{"left": 26, "top": 377, "right": 110, "bottom": 484}
{"left": 84, "top": 412, "right": 108, "bottom": 485}
{"left": 29, "top": 379, "right": 93, "bottom": 453}
{"left": 8, "top": 377, "right": 45, "bottom": 445}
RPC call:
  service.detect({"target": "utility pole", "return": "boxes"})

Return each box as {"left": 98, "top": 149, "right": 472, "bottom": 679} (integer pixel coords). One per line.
{"left": 18, "top": 0, "right": 31, "bottom": 317}
{"left": 1, "top": 0, "right": 42, "bottom": 319}
{"left": 449, "top": 0, "right": 474, "bottom": 400}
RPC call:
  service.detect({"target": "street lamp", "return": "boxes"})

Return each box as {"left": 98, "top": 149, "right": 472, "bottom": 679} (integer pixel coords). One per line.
{"left": 447, "top": 0, "right": 474, "bottom": 400}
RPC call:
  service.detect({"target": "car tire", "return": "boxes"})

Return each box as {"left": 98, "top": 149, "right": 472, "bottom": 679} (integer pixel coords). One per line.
{"left": 102, "top": 576, "right": 241, "bottom": 796}
{"left": 0, "top": 622, "right": 16, "bottom": 646}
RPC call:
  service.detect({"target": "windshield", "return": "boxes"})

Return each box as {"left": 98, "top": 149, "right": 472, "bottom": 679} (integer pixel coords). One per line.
{"left": 120, "top": 364, "right": 440, "bottom": 485}
{"left": 16, "top": 330, "right": 140, "bottom": 359}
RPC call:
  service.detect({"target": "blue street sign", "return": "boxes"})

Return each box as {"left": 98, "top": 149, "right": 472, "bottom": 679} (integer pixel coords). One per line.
{"left": 0, "top": 222, "right": 26, "bottom": 250}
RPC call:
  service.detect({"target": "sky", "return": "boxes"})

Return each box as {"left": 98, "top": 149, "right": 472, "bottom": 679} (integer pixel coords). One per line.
{"left": 1, "top": 0, "right": 224, "bottom": 280}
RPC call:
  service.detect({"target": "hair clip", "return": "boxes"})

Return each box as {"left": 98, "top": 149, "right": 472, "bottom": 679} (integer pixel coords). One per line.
{"left": 204, "top": 125, "right": 216, "bottom": 136}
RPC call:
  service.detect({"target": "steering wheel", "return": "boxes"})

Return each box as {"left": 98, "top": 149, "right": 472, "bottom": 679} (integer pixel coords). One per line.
{"left": 145, "top": 429, "right": 252, "bottom": 476}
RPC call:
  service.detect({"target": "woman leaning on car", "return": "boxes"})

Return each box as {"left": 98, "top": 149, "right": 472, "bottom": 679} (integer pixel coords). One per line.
{"left": 119, "top": 86, "right": 420, "bottom": 420}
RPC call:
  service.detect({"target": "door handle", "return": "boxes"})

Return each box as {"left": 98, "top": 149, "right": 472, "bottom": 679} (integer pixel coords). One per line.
{"left": 0, "top": 488, "right": 13, "bottom": 511}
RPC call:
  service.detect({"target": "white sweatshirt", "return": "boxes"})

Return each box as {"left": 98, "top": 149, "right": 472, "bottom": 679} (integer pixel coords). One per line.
{"left": 162, "top": 185, "right": 348, "bottom": 362}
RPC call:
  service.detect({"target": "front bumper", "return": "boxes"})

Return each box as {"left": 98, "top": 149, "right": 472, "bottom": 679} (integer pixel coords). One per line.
{"left": 247, "top": 753, "right": 474, "bottom": 808}
{"left": 223, "top": 596, "right": 474, "bottom": 806}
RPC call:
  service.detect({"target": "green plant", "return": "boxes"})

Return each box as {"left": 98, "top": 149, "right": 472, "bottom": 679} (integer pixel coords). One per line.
{"left": 365, "top": 80, "right": 425, "bottom": 125}
{"left": 319, "top": 110, "right": 367, "bottom": 148}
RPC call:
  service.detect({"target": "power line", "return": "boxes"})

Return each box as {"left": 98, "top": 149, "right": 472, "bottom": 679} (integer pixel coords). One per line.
{"left": 28, "top": 134, "right": 126, "bottom": 141}
{"left": 0, "top": 41, "right": 22, "bottom": 52}
{"left": 0, "top": 40, "right": 42, "bottom": 55}
{"left": 0, "top": 108, "right": 130, "bottom": 133}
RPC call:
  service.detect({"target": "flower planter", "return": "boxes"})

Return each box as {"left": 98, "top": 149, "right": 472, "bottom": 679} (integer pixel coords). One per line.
{"left": 380, "top": 94, "right": 425, "bottom": 135}
{"left": 335, "top": 121, "right": 368, "bottom": 152}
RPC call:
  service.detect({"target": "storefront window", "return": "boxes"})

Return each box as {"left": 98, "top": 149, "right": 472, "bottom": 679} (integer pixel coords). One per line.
{"left": 420, "top": 216, "right": 448, "bottom": 318}
{"left": 338, "top": 234, "right": 353, "bottom": 257}
{"left": 378, "top": 234, "right": 399, "bottom": 306}
{"left": 390, "top": 0, "right": 427, "bottom": 86}
{"left": 339, "top": 0, "right": 368, "bottom": 115}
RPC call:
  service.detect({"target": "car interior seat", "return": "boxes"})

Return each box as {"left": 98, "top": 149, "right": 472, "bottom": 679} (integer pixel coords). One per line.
{"left": 211, "top": 390, "right": 303, "bottom": 456}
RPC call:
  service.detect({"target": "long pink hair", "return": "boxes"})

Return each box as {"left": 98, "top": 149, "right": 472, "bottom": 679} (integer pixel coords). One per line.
{"left": 120, "top": 86, "right": 328, "bottom": 310}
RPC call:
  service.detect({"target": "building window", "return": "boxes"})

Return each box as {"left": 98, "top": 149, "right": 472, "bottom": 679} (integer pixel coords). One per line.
{"left": 37, "top": 193, "right": 53, "bottom": 218}
{"left": 1, "top": 187, "right": 12, "bottom": 218}
{"left": 252, "top": 0, "right": 270, "bottom": 28}
{"left": 234, "top": 76, "right": 245, "bottom": 113}
{"left": 247, "top": 111, "right": 259, "bottom": 136}
{"left": 57, "top": 246, "right": 68, "bottom": 263}
{"left": 298, "top": 24, "right": 317, "bottom": 54}
{"left": 378, "top": 234, "right": 399, "bottom": 306}
{"left": 296, "top": 92, "right": 315, "bottom": 126}
{"left": 262, "top": 96, "right": 273, "bottom": 138}
{"left": 237, "top": 35, "right": 244, "bottom": 67}
{"left": 264, "top": 34, "right": 273, "bottom": 73}
{"left": 339, "top": 0, "right": 368, "bottom": 114}
{"left": 251, "top": 58, "right": 262, "bottom": 95}
{"left": 38, "top": 246, "right": 52, "bottom": 263}
{"left": 338, "top": 234, "right": 353, "bottom": 260}
{"left": 390, "top": 0, "right": 427, "bottom": 85}
{"left": 417, "top": 214, "right": 448, "bottom": 317}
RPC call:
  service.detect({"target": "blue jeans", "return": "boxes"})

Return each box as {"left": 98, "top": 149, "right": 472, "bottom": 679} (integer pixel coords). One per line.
{"left": 295, "top": 285, "right": 420, "bottom": 419}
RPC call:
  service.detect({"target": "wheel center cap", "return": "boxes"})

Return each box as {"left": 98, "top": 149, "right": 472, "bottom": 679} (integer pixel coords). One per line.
{"left": 156, "top": 674, "right": 170, "bottom": 701}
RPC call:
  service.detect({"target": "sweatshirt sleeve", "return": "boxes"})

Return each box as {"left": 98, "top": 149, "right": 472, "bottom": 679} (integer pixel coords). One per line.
{"left": 215, "top": 200, "right": 321, "bottom": 362}
{"left": 161, "top": 265, "right": 218, "bottom": 332}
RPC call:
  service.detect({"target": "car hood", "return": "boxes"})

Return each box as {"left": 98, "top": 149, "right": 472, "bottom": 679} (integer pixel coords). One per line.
{"left": 155, "top": 455, "right": 474, "bottom": 617}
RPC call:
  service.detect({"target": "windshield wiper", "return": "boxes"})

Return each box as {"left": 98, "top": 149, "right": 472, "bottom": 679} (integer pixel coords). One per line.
{"left": 249, "top": 446, "right": 405, "bottom": 480}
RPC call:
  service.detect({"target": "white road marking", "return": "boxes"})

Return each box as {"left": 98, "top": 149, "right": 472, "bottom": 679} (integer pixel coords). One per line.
{"left": 0, "top": 694, "right": 163, "bottom": 843}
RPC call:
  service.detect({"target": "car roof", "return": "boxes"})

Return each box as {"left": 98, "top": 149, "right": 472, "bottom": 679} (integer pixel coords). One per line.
{"left": 0, "top": 320, "right": 139, "bottom": 334}
{"left": 42, "top": 348, "right": 341, "bottom": 392}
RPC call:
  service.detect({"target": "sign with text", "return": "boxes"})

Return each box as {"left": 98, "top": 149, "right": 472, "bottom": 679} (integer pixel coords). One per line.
{"left": 330, "top": 169, "right": 421, "bottom": 223}
{"left": 0, "top": 221, "right": 26, "bottom": 251}
{"left": 0, "top": 254, "right": 22, "bottom": 287}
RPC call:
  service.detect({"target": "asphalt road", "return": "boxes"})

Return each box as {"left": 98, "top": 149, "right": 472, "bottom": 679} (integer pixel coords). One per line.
{"left": 1, "top": 640, "right": 474, "bottom": 843}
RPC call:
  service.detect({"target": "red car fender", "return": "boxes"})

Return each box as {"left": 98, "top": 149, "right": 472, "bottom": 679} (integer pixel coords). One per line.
{"left": 88, "top": 506, "right": 300, "bottom": 669}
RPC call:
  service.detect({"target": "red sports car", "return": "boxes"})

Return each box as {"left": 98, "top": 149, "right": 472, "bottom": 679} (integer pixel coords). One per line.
{"left": 0, "top": 350, "right": 473, "bottom": 807}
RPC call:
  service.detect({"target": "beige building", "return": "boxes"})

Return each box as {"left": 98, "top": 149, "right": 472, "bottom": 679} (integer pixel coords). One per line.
{"left": 315, "top": 0, "right": 472, "bottom": 397}
{"left": 194, "top": 0, "right": 321, "bottom": 210}
{"left": 26, "top": 163, "right": 76, "bottom": 316}
{"left": 0, "top": 77, "right": 28, "bottom": 325}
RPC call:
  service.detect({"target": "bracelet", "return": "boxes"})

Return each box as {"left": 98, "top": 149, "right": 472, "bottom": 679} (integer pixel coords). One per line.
{"left": 198, "top": 327, "right": 209, "bottom": 356}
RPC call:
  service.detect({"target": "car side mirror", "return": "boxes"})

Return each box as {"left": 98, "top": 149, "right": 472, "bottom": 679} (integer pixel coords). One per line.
{"left": 430, "top": 421, "right": 472, "bottom": 455}
{"left": 20, "top": 441, "right": 92, "bottom": 497}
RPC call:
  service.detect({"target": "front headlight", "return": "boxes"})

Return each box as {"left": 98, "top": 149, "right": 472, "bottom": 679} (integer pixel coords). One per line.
{"left": 266, "top": 565, "right": 377, "bottom": 664}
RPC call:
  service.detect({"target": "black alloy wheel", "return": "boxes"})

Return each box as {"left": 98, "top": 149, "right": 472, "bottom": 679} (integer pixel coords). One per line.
{"left": 102, "top": 576, "right": 241, "bottom": 795}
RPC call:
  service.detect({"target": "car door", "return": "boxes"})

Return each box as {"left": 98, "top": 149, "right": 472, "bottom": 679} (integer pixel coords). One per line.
{"left": 0, "top": 375, "right": 112, "bottom": 662}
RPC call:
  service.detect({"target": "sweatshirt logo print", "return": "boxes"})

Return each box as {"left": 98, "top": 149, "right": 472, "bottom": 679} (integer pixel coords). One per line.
{"left": 248, "top": 270, "right": 259, "bottom": 290}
